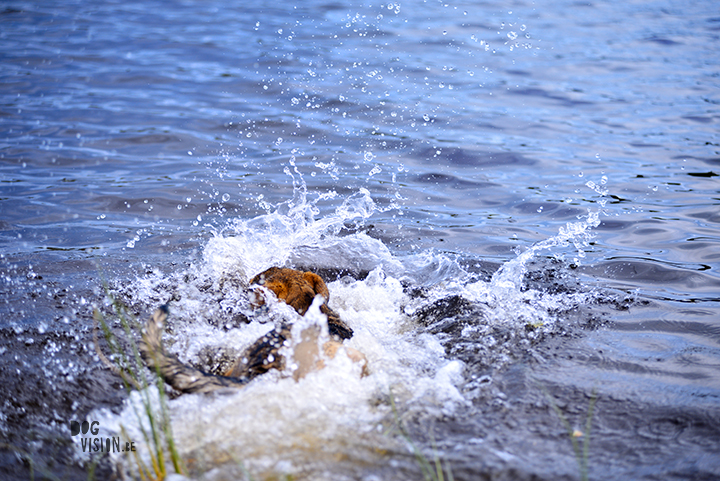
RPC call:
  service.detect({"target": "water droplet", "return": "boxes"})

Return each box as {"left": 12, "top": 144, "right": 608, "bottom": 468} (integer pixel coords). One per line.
{"left": 221, "top": 193, "right": 230, "bottom": 202}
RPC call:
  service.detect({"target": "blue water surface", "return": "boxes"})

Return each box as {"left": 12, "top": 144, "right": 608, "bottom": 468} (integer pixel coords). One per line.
{"left": 1, "top": 0, "right": 719, "bottom": 479}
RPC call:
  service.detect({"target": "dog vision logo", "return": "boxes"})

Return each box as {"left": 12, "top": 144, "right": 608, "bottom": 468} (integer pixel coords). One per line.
{"left": 71, "top": 420, "right": 136, "bottom": 453}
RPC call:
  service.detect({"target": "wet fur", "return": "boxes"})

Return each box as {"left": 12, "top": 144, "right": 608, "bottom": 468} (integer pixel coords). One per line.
{"left": 139, "top": 267, "right": 360, "bottom": 394}
{"left": 247, "top": 266, "right": 353, "bottom": 340}
{"left": 139, "top": 305, "right": 249, "bottom": 393}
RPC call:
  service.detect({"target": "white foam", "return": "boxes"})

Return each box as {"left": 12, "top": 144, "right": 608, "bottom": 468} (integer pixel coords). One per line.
{"left": 93, "top": 261, "right": 467, "bottom": 478}
{"left": 92, "top": 187, "right": 604, "bottom": 478}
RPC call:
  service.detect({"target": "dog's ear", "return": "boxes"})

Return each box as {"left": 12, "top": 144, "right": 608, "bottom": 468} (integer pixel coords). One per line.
{"left": 302, "top": 271, "right": 330, "bottom": 301}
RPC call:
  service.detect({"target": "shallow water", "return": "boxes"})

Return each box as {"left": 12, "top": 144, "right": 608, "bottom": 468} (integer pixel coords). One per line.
{"left": 1, "top": 0, "right": 719, "bottom": 480}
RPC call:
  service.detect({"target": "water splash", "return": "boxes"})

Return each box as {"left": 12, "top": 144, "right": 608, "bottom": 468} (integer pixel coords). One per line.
{"left": 490, "top": 178, "right": 608, "bottom": 291}
{"left": 201, "top": 160, "right": 405, "bottom": 281}
{"left": 97, "top": 174, "right": 611, "bottom": 479}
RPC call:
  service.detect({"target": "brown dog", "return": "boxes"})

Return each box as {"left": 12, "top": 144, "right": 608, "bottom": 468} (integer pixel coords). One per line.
{"left": 139, "top": 267, "right": 365, "bottom": 394}
{"left": 248, "top": 266, "right": 353, "bottom": 339}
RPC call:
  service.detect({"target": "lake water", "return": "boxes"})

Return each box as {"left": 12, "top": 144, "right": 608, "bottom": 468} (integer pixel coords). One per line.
{"left": 1, "top": 0, "right": 719, "bottom": 480}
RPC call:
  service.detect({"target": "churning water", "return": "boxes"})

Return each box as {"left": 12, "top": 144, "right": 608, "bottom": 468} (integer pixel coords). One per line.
{"left": 1, "top": 1, "right": 719, "bottom": 480}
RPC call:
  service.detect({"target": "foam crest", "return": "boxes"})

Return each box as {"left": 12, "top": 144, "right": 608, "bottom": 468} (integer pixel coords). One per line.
{"left": 208, "top": 187, "right": 394, "bottom": 277}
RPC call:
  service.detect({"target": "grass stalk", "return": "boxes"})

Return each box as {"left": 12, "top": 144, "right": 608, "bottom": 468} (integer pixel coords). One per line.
{"left": 0, "top": 442, "right": 70, "bottom": 481}
{"left": 388, "top": 391, "right": 454, "bottom": 481}
{"left": 93, "top": 283, "right": 186, "bottom": 479}
{"left": 542, "top": 386, "right": 597, "bottom": 481}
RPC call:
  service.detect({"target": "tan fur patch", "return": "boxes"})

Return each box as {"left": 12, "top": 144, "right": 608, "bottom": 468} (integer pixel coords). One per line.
{"left": 250, "top": 267, "right": 353, "bottom": 340}
{"left": 250, "top": 267, "right": 328, "bottom": 315}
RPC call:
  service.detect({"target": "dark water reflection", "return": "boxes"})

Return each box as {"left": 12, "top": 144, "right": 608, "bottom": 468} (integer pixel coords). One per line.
{"left": 1, "top": 0, "right": 719, "bottom": 479}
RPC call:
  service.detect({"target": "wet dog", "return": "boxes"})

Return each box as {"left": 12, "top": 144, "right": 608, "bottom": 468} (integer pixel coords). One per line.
{"left": 139, "top": 267, "right": 365, "bottom": 394}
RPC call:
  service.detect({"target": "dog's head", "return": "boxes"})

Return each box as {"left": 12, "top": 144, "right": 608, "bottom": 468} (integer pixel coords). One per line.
{"left": 250, "top": 267, "right": 328, "bottom": 315}
{"left": 250, "top": 267, "right": 353, "bottom": 339}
